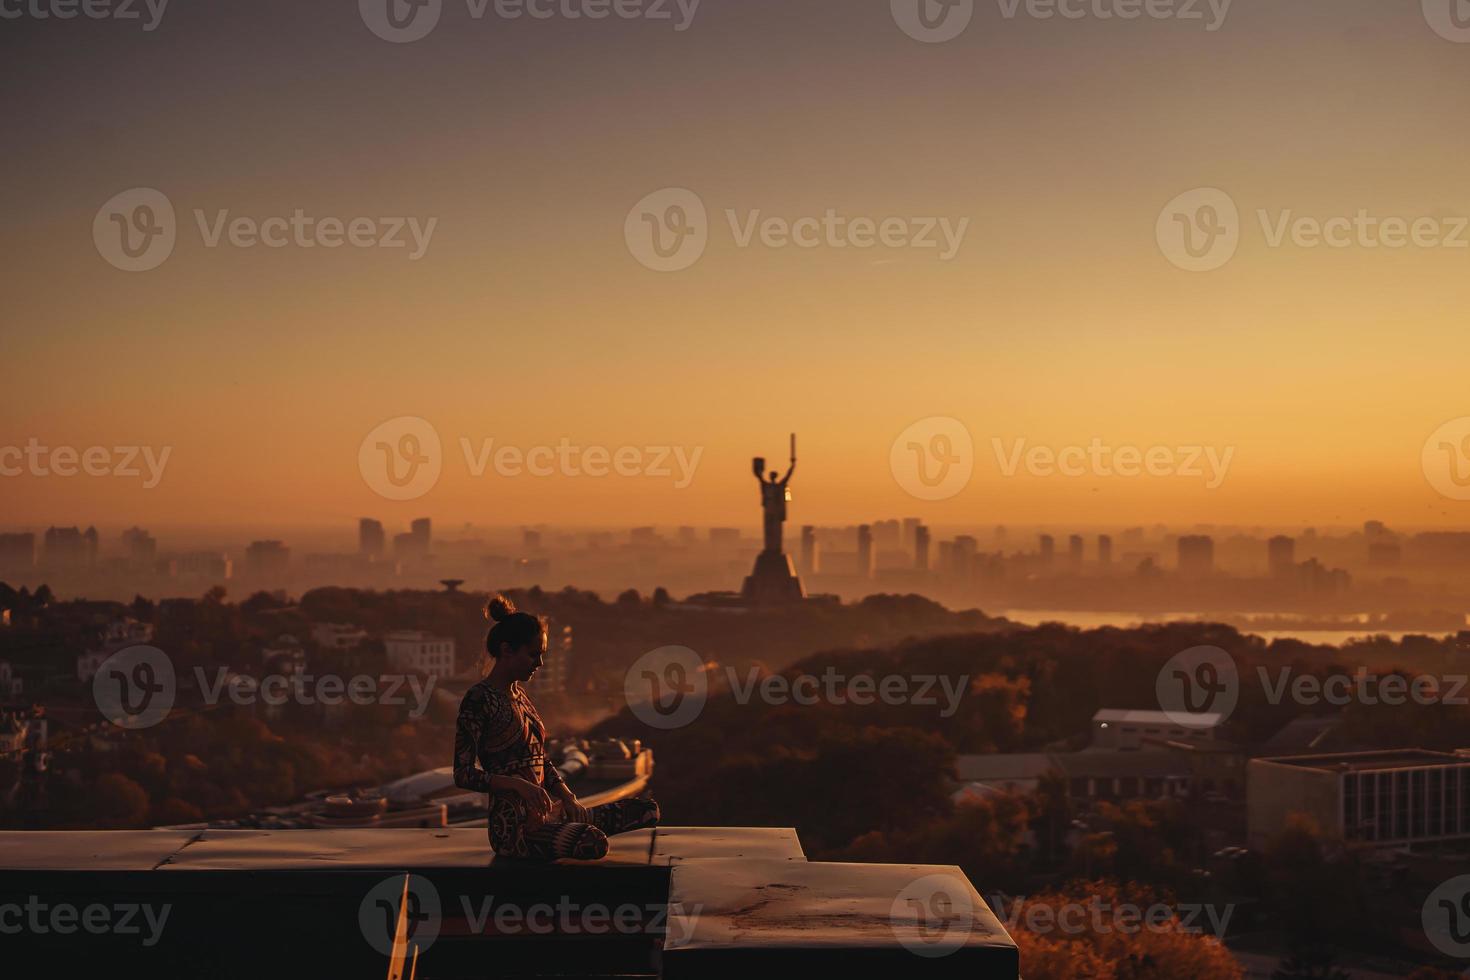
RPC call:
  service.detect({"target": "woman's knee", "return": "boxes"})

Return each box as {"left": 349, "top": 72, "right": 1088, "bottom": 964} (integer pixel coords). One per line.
{"left": 573, "top": 826, "right": 609, "bottom": 860}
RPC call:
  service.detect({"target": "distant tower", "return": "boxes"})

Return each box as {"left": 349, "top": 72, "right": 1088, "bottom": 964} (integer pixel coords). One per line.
{"left": 915, "top": 525, "right": 931, "bottom": 571}
{"left": 359, "top": 519, "right": 385, "bottom": 558}
{"left": 903, "top": 518, "right": 922, "bottom": 554}
{"left": 1068, "top": 535, "right": 1083, "bottom": 567}
{"left": 857, "top": 524, "right": 873, "bottom": 580}
{"left": 1267, "top": 535, "right": 1295, "bottom": 577}
{"left": 800, "top": 525, "right": 819, "bottom": 575}
{"left": 1178, "top": 535, "right": 1215, "bottom": 578}
{"left": 1038, "top": 534, "right": 1055, "bottom": 565}
{"left": 1097, "top": 534, "right": 1113, "bottom": 566}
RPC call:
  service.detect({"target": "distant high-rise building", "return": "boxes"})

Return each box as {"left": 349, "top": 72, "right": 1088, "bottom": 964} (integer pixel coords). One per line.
{"left": 359, "top": 519, "right": 385, "bottom": 558}
{"left": 630, "top": 527, "right": 659, "bottom": 546}
{"left": 245, "top": 540, "right": 291, "bottom": 578}
{"left": 872, "top": 519, "right": 901, "bottom": 551}
{"left": 523, "top": 528, "right": 542, "bottom": 550}
{"left": 43, "top": 526, "right": 96, "bottom": 569}
{"left": 799, "top": 525, "right": 819, "bottom": 575}
{"left": 1368, "top": 542, "right": 1402, "bottom": 566}
{"left": 177, "top": 551, "right": 232, "bottom": 580}
{"left": 1097, "top": 534, "right": 1113, "bottom": 566}
{"left": 1177, "top": 535, "right": 1214, "bottom": 577}
{"left": 1068, "top": 534, "right": 1083, "bottom": 566}
{"left": 1364, "top": 520, "right": 1388, "bottom": 539}
{"left": 0, "top": 534, "right": 35, "bottom": 571}
{"left": 903, "top": 518, "right": 922, "bottom": 553}
{"left": 915, "top": 525, "right": 931, "bottom": 571}
{"left": 1267, "top": 535, "right": 1295, "bottom": 577}
{"left": 1038, "top": 534, "right": 1055, "bottom": 565}
{"left": 709, "top": 528, "right": 741, "bottom": 547}
{"left": 122, "top": 527, "right": 157, "bottom": 566}
{"left": 527, "top": 620, "right": 573, "bottom": 698}
{"left": 856, "top": 525, "right": 873, "bottom": 579}
{"left": 394, "top": 518, "right": 432, "bottom": 561}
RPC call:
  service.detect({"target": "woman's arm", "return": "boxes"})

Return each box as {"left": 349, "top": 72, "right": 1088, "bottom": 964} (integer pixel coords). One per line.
{"left": 452, "top": 687, "right": 495, "bottom": 793}
{"left": 453, "top": 686, "right": 553, "bottom": 818}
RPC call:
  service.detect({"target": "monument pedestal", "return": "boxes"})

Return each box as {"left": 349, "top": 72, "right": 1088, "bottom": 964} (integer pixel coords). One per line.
{"left": 741, "top": 550, "right": 806, "bottom": 604}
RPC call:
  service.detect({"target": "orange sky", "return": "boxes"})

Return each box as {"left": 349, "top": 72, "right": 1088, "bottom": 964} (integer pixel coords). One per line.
{"left": 6, "top": 1, "right": 1470, "bottom": 531}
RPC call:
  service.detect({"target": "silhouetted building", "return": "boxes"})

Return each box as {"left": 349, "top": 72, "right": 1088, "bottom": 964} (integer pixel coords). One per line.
{"left": 245, "top": 540, "right": 291, "bottom": 578}
{"left": 856, "top": 524, "right": 873, "bottom": 580}
{"left": 121, "top": 527, "right": 156, "bottom": 566}
{"left": 1067, "top": 534, "right": 1083, "bottom": 567}
{"left": 43, "top": 526, "right": 97, "bottom": 569}
{"left": 394, "top": 518, "right": 431, "bottom": 561}
{"left": 915, "top": 525, "right": 931, "bottom": 571}
{"left": 523, "top": 528, "right": 542, "bottom": 550}
{"left": 1097, "top": 534, "right": 1112, "bottom": 566}
{"left": 358, "top": 519, "right": 385, "bottom": 558}
{"left": 1267, "top": 535, "right": 1295, "bottom": 577}
{"left": 799, "top": 525, "right": 819, "bottom": 575}
{"left": 177, "top": 551, "right": 232, "bottom": 580}
{"left": 1177, "top": 535, "right": 1214, "bottom": 577}
{"left": 526, "top": 620, "right": 573, "bottom": 698}
{"left": 1038, "top": 534, "right": 1054, "bottom": 565}
{"left": 903, "top": 517, "right": 922, "bottom": 553}
{"left": 1368, "top": 541, "right": 1402, "bottom": 566}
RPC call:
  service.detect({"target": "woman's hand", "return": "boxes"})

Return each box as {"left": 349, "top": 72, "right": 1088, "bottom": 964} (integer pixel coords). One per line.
{"left": 556, "top": 789, "right": 591, "bottom": 824}
{"left": 513, "top": 778, "right": 554, "bottom": 825}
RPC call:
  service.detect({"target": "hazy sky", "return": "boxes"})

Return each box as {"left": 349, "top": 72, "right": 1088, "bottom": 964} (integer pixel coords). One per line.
{"left": 6, "top": 0, "right": 1470, "bottom": 532}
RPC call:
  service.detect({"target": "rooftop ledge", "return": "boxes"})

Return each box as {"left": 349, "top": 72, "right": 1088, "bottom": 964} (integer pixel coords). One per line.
{"left": 0, "top": 827, "right": 1019, "bottom": 979}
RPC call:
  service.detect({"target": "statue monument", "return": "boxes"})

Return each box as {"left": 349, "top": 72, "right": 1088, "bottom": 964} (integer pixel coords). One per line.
{"left": 741, "top": 434, "right": 806, "bottom": 604}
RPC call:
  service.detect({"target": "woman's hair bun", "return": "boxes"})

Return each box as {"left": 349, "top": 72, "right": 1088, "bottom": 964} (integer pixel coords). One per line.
{"left": 485, "top": 594, "right": 517, "bottom": 622}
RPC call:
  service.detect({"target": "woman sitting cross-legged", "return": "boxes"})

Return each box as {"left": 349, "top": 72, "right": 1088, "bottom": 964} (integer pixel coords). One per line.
{"left": 453, "top": 594, "right": 659, "bottom": 861}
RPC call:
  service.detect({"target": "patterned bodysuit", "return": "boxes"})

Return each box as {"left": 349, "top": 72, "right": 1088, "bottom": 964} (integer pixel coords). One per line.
{"left": 453, "top": 679, "right": 659, "bottom": 860}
